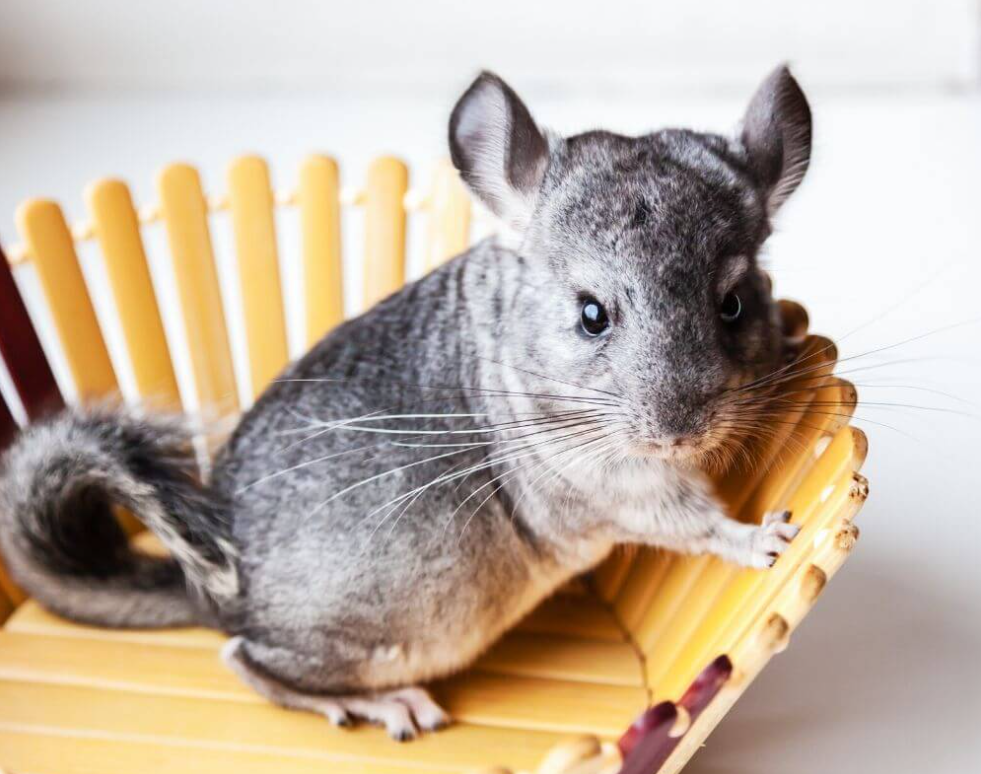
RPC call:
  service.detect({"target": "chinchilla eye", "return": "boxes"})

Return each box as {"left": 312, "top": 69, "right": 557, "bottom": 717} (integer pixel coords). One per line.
{"left": 580, "top": 297, "right": 610, "bottom": 336}
{"left": 720, "top": 292, "right": 742, "bottom": 323}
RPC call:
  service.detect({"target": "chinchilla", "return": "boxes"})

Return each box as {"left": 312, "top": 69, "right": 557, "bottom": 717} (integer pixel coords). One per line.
{"left": 0, "top": 65, "right": 812, "bottom": 740}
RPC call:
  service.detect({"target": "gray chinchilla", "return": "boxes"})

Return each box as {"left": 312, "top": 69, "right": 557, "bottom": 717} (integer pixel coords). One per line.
{"left": 0, "top": 65, "right": 812, "bottom": 740}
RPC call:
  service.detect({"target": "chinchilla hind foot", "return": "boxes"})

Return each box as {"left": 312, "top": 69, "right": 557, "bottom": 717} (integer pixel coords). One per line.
{"left": 221, "top": 636, "right": 450, "bottom": 741}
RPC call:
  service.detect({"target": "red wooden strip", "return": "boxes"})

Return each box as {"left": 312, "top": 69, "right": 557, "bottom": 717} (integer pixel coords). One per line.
{"left": 677, "top": 655, "right": 732, "bottom": 716}
{"left": 0, "top": 243, "right": 64, "bottom": 420}
{"left": 616, "top": 656, "right": 732, "bottom": 774}
{"left": 617, "top": 701, "right": 678, "bottom": 774}
{"left": 0, "top": 391, "right": 16, "bottom": 451}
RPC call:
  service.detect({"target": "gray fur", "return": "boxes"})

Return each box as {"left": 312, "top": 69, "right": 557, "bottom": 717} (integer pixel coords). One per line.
{"left": 0, "top": 66, "right": 812, "bottom": 737}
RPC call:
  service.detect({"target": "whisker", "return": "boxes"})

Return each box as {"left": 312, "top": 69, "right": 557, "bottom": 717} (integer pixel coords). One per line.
{"left": 473, "top": 355, "right": 620, "bottom": 399}
{"left": 274, "top": 407, "right": 393, "bottom": 453}
{"left": 393, "top": 412, "right": 619, "bottom": 449}
{"left": 297, "top": 407, "right": 608, "bottom": 440}
{"left": 309, "top": 446, "right": 481, "bottom": 518}
{"left": 355, "top": 421, "right": 621, "bottom": 531}
{"left": 508, "top": 432, "right": 623, "bottom": 519}
{"left": 275, "top": 376, "right": 619, "bottom": 407}
{"left": 731, "top": 396, "right": 974, "bottom": 418}
{"left": 454, "top": 431, "right": 619, "bottom": 543}
{"left": 735, "top": 316, "right": 981, "bottom": 397}
{"left": 237, "top": 442, "right": 385, "bottom": 493}
{"left": 752, "top": 377, "right": 974, "bottom": 407}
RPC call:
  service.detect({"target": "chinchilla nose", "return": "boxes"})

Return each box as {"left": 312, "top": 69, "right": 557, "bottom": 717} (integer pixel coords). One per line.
{"left": 648, "top": 380, "right": 712, "bottom": 440}
{"left": 654, "top": 403, "right": 705, "bottom": 440}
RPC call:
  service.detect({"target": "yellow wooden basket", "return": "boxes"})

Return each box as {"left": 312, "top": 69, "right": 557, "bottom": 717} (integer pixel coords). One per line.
{"left": 0, "top": 154, "right": 868, "bottom": 774}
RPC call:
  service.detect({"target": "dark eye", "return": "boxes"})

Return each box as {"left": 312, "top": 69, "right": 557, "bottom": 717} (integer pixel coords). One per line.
{"left": 720, "top": 292, "right": 742, "bottom": 323}
{"left": 580, "top": 297, "right": 610, "bottom": 336}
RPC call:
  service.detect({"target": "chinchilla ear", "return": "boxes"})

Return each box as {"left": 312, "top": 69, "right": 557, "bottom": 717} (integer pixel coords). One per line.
{"left": 449, "top": 71, "right": 549, "bottom": 232}
{"left": 740, "top": 65, "right": 813, "bottom": 215}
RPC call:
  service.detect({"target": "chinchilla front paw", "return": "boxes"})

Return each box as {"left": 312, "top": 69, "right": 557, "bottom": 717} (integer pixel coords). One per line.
{"left": 744, "top": 510, "right": 800, "bottom": 569}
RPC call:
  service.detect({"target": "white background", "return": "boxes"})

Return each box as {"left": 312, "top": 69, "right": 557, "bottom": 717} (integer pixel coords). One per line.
{"left": 0, "top": 2, "right": 979, "bottom": 772}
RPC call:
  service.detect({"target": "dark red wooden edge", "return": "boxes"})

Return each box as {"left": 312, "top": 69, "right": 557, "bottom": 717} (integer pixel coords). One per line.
{"left": 617, "top": 655, "right": 732, "bottom": 774}
{"left": 0, "top": 391, "right": 15, "bottom": 451}
{"left": 0, "top": 241, "right": 64, "bottom": 424}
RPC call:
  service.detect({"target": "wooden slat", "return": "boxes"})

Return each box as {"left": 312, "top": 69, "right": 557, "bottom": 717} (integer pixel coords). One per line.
{"left": 593, "top": 545, "right": 638, "bottom": 603}
{"left": 299, "top": 155, "right": 344, "bottom": 346}
{"left": 6, "top": 594, "right": 623, "bottom": 652}
{"left": 0, "top": 242, "right": 64, "bottom": 420}
{"left": 15, "top": 199, "right": 118, "bottom": 399}
{"left": 157, "top": 164, "right": 239, "bottom": 415}
{"left": 0, "top": 680, "right": 569, "bottom": 773}
{"left": 611, "top": 548, "right": 671, "bottom": 633}
{"left": 362, "top": 156, "right": 408, "bottom": 310}
{"left": 629, "top": 553, "right": 707, "bottom": 659}
{"left": 477, "top": 632, "right": 641, "bottom": 687}
{"left": 0, "top": 631, "right": 237, "bottom": 697}
{"left": 228, "top": 156, "right": 289, "bottom": 398}
{"left": 5, "top": 601, "right": 222, "bottom": 649}
{"left": 0, "top": 630, "right": 645, "bottom": 737}
{"left": 0, "top": 730, "right": 417, "bottom": 774}
{"left": 437, "top": 672, "right": 644, "bottom": 736}
{"left": 6, "top": 602, "right": 637, "bottom": 687}
{"left": 86, "top": 179, "right": 181, "bottom": 407}
{"left": 516, "top": 592, "right": 624, "bottom": 642}
{"left": 424, "top": 159, "right": 471, "bottom": 271}
{"left": 9, "top": 583, "right": 623, "bottom": 648}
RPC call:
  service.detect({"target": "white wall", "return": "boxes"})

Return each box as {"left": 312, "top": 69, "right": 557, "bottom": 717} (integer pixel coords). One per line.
{"left": 0, "top": 0, "right": 978, "bottom": 97}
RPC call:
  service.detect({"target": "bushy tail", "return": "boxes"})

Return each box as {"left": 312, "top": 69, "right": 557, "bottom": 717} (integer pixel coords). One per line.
{"left": 0, "top": 408, "right": 238, "bottom": 628}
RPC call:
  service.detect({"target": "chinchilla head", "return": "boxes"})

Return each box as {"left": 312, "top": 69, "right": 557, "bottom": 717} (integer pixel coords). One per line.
{"left": 449, "top": 66, "right": 812, "bottom": 466}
